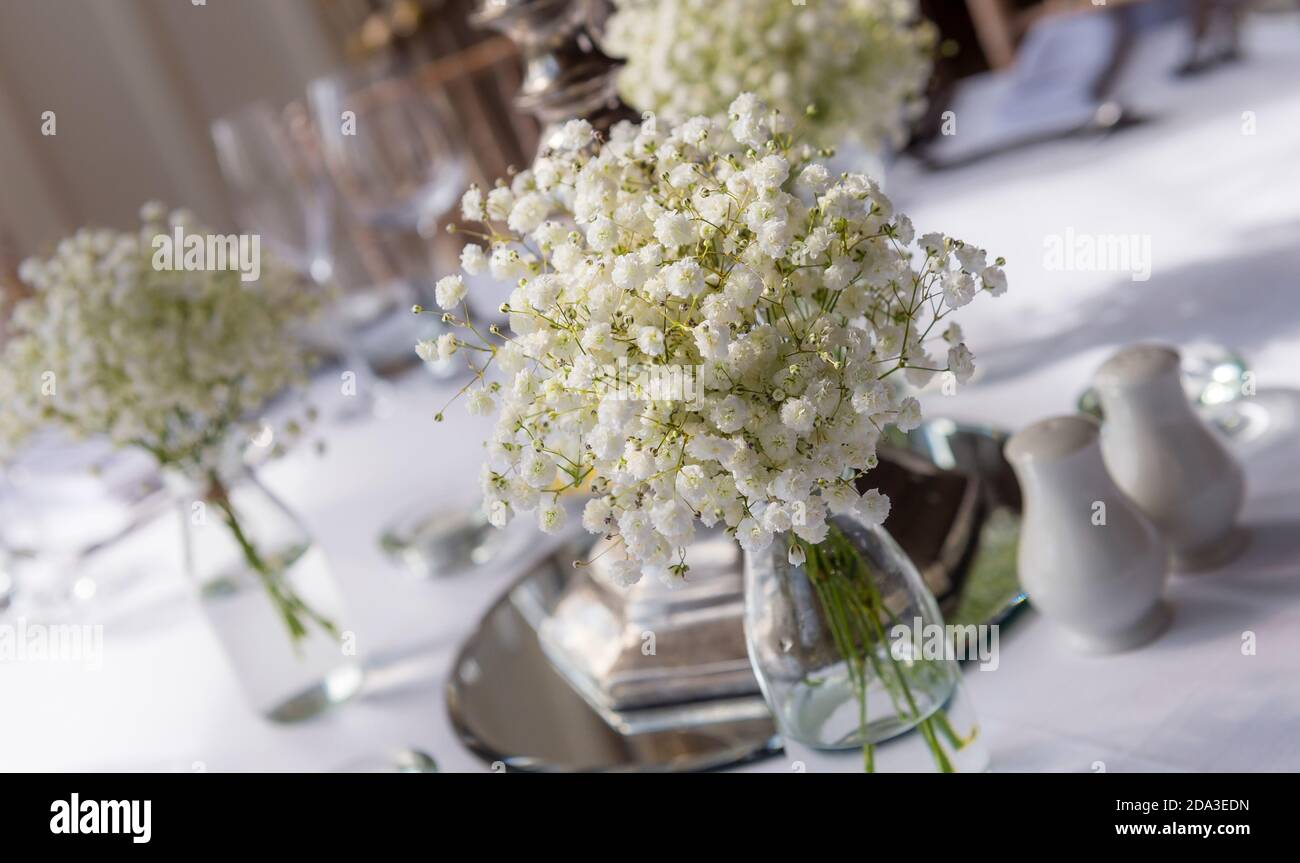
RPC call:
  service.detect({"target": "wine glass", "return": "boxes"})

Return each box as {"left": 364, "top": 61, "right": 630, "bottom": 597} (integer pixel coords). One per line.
{"left": 309, "top": 58, "right": 466, "bottom": 240}
{"left": 0, "top": 434, "right": 166, "bottom": 623}
{"left": 211, "top": 102, "right": 391, "bottom": 412}
{"left": 309, "top": 58, "right": 470, "bottom": 378}
{"left": 211, "top": 101, "right": 334, "bottom": 283}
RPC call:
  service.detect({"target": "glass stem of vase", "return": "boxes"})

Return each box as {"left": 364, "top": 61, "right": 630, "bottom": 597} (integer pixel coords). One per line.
{"left": 798, "top": 526, "right": 969, "bottom": 772}
{"left": 204, "top": 470, "right": 337, "bottom": 645}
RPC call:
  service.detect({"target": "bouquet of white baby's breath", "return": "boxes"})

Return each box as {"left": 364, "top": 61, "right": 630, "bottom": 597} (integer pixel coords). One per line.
{"left": 0, "top": 204, "right": 318, "bottom": 475}
{"left": 0, "top": 204, "right": 329, "bottom": 639}
{"left": 421, "top": 94, "right": 1006, "bottom": 589}
{"left": 604, "top": 0, "right": 935, "bottom": 149}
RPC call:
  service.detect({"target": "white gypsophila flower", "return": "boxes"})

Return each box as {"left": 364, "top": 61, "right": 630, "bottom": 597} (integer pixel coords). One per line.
{"left": 941, "top": 270, "right": 975, "bottom": 309}
{"left": 435, "top": 333, "right": 459, "bottom": 362}
{"left": 736, "top": 517, "right": 774, "bottom": 554}
{"left": 435, "top": 274, "right": 467, "bottom": 310}
{"left": 606, "top": 556, "right": 645, "bottom": 587}
{"left": 558, "top": 119, "right": 594, "bottom": 151}
{"left": 654, "top": 211, "right": 696, "bottom": 249}
{"left": 780, "top": 397, "right": 815, "bottom": 434}
{"left": 486, "top": 187, "right": 514, "bottom": 221}
{"left": 917, "top": 231, "right": 945, "bottom": 254}
{"left": 636, "top": 326, "right": 666, "bottom": 357}
{"left": 856, "top": 489, "right": 892, "bottom": 526}
{"left": 466, "top": 388, "right": 495, "bottom": 416}
{"left": 425, "top": 96, "right": 1005, "bottom": 586}
{"left": 460, "top": 243, "right": 486, "bottom": 275}
{"left": 947, "top": 343, "right": 975, "bottom": 384}
{"left": 0, "top": 206, "right": 319, "bottom": 478}
{"left": 537, "top": 500, "right": 567, "bottom": 534}
{"left": 582, "top": 497, "right": 614, "bottom": 534}
{"left": 462, "top": 186, "right": 487, "bottom": 221}
{"left": 851, "top": 379, "right": 893, "bottom": 416}
{"left": 955, "top": 244, "right": 987, "bottom": 272}
{"left": 981, "top": 265, "right": 1008, "bottom": 296}
{"left": 605, "top": 0, "right": 935, "bottom": 149}
{"left": 521, "top": 448, "right": 557, "bottom": 489}
{"left": 895, "top": 397, "right": 923, "bottom": 432}
{"left": 508, "top": 192, "right": 550, "bottom": 234}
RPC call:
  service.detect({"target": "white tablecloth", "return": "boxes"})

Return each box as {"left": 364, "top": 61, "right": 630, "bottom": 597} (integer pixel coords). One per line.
{"left": 3, "top": 16, "right": 1299, "bottom": 773}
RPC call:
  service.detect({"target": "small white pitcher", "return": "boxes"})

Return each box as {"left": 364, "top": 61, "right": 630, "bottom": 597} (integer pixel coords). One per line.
{"left": 1093, "top": 344, "right": 1246, "bottom": 572}
{"left": 1005, "top": 415, "right": 1170, "bottom": 653}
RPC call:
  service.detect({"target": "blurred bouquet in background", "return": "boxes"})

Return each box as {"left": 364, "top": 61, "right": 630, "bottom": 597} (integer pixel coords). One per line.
{"left": 604, "top": 0, "right": 935, "bottom": 149}
{"left": 0, "top": 204, "right": 335, "bottom": 643}
{"left": 0, "top": 203, "right": 319, "bottom": 475}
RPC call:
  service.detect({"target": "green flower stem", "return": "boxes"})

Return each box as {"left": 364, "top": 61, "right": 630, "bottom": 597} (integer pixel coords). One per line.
{"left": 797, "top": 524, "right": 975, "bottom": 773}
{"left": 805, "top": 558, "right": 872, "bottom": 769}
{"left": 933, "top": 707, "right": 978, "bottom": 750}
{"left": 205, "top": 472, "right": 337, "bottom": 646}
{"left": 841, "top": 554, "right": 959, "bottom": 774}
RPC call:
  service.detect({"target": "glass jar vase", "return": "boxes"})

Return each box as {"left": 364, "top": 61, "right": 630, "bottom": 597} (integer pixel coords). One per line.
{"left": 178, "top": 468, "right": 363, "bottom": 721}
{"left": 743, "top": 509, "right": 985, "bottom": 772}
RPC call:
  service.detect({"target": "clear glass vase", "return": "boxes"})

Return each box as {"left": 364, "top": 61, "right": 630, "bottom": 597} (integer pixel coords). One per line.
{"left": 743, "top": 510, "right": 986, "bottom": 772}
{"left": 178, "top": 468, "right": 363, "bottom": 722}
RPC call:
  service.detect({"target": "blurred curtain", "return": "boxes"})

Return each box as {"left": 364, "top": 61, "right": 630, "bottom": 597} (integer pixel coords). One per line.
{"left": 0, "top": 0, "right": 341, "bottom": 256}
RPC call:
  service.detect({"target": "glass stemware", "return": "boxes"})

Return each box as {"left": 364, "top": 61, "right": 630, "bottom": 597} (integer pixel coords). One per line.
{"left": 309, "top": 58, "right": 470, "bottom": 378}
{"left": 309, "top": 59, "right": 466, "bottom": 240}
{"left": 211, "top": 102, "right": 394, "bottom": 409}
{"left": 0, "top": 435, "right": 166, "bottom": 623}
{"left": 211, "top": 101, "right": 334, "bottom": 283}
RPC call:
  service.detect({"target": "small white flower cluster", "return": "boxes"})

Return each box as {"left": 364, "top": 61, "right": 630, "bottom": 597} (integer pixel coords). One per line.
{"left": 605, "top": 0, "right": 935, "bottom": 149}
{"left": 0, "top": 204, "right": 320, "bottom": 477}
{"left": 433, "top": 95, "right": 1005, "bottom": 587}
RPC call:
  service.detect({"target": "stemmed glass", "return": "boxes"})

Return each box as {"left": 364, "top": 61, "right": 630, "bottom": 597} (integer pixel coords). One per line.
{"left": 309, "top": 57, "right": 469, "bottom": 377}
{"left": 211, "top": 101, "right": 334, "bottom": 284}
{"left": 0, "top": 434, "right": 166, "bottom": 623}
{"left": 310, "top": 58, "right": 514, "bottom": 566}
{"left": 309, "top": 58, "right": 466, "bottom": 244}
{"left": 211, "top": 102, "right": 392, "bottom": 414}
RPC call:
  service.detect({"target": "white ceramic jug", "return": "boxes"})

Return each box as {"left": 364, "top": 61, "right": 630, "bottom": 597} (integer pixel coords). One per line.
{"left": 1093, "top": 344, "right": 1246, "bottom": 572}
{"left": 1005, "top": 415, "right": 1170, "bottom": 653}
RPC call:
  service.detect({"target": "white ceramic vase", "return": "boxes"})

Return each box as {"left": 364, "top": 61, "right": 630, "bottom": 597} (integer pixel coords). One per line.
{"left": 1093, "top": 344, "right": 1246, "bottom": 572}
{"left": 1005, "top": 415, "right": 1170, "bottom": 654}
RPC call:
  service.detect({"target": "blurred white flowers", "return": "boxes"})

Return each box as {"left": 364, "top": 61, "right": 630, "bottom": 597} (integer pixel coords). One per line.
{"left": 428, "top": 95, "right": 1005, "bottom": 586}
{"left": 605, "top": 0, "right": 935, "bottom": 149}
{"left": 0, "top": 205, "right": 319, "bottom": 478}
